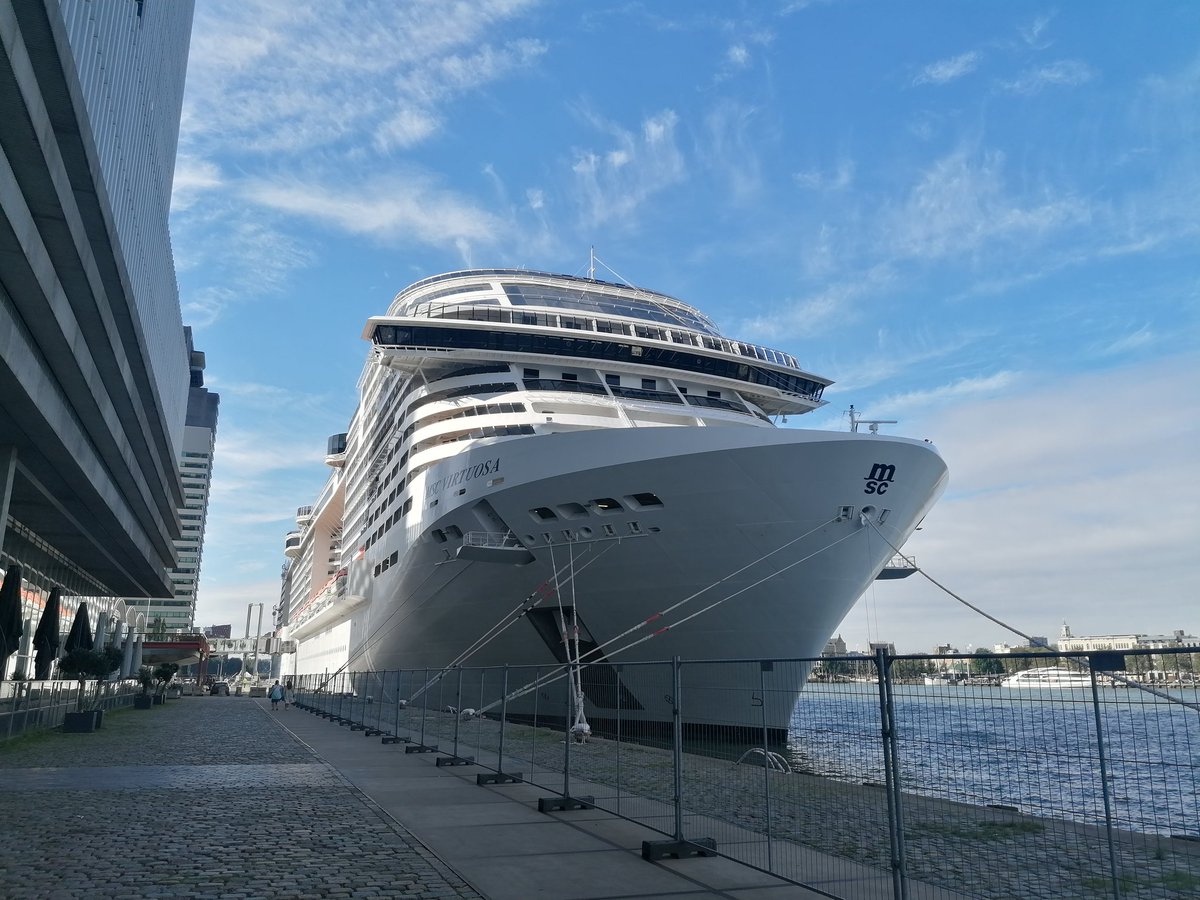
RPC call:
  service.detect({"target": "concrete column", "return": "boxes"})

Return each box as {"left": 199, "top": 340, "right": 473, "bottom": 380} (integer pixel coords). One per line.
{"left": 132, "top": 635, "right": 143, "bottom": 672}
{"left": 94, "top": 615, "right": 109, "bottom": 651}
{"left": 0, "top": 446, "right": 15, "bottom": 557}
{"left": 17, "top": 615, "right": 33, "bottom": 679}
{"left": 120, "top": 627, "right": 136, "bottom": 678}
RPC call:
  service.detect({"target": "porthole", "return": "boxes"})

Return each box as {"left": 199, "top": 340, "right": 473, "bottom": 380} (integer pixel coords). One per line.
{"left": 579, "top": 526, "right": 593, "bottom": 538}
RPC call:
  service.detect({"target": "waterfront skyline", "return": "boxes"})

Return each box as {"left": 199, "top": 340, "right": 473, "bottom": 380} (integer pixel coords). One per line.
{"left": 173, "top": 1, "right": 1199, "bottom": 653}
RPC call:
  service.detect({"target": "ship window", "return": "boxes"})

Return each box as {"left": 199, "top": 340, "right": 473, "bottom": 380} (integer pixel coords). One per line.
{"left": 402, "top": 498, "right": 413, "bottom": 515}
{"left": 389, "top": 552, "right": 398, "bottom": 565}
{"left": 605, "top": 374, "right": 620, "bottom": 386}
{"left": 373, "top": 564, "right": 381, "bottom": 576}
{"left": 628, "top": 492, "right": 663, "bottom": 509}
{"left": 531, "top": 507, "right": 557, "bottom": 521}
{"left": 381, "top": 557, "right": 391, "bottom": 572}
{"left": 641, "top": 378, "right": 656, "bottom": 390}
{"left": 591, "top": 498, "right": 622, "bottom": 512}
{"left": 430, "top": 529, "right": 447, "bottom": 543}
{"left": 524, "top": 368, "right": 539, "bottom": 379}
{"left": 678, "top": 386, "right": 687, "bottom": 394}
{"left": 561, "top": 372, "right": 577, "bottom": 381}
{"left": 707, "top": 390, "right": 720, "bottom": 398}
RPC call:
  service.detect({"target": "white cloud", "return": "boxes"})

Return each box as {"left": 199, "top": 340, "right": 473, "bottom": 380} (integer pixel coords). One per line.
{"left": 181, "top": 0, "right": 545, "bottom": 158}
{"left": 242, "top": 173, "right": 505, "bottom": 252}
{"left": 726, "top": 44, "right": 750, "bottom": 68}
{"left": 881, "top": 149, "right": 1091, "bottom": 261}
{"left": 793, "top": 159, "right": 855, "bottom": 191}
{"left": 914, "top": 51, "right": 981, "bottom": 86}
{"left": 1019, "top": 13, "right": 1056, "bottom": 49}
{"left": 999, "top": 60, "right": 1095, "bottom": 94}
{"left": 171, "top": 156, "right": 223, "bottom": 211}
{"left": 569, "top": 109, "right": 686, "bottom": 228}
{"left": 875, "top": 372, "right": 1019, "bottom": 418}
{"left": 1098, "top": 325, "right": 1156, "bottom": 356}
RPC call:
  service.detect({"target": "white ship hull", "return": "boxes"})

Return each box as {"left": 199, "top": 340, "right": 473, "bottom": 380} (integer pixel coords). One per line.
{"left": 295, "top": 425, "right": 946, "bottom": 732}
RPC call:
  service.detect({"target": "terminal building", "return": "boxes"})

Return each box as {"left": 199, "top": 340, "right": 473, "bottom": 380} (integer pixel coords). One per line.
{"left": 0, "top": 0, "right": 197, "bottom": 675}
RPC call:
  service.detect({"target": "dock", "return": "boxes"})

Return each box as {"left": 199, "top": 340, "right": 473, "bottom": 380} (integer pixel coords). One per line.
{"left": 0, "top": 696, "right": 825, "bottom": 899}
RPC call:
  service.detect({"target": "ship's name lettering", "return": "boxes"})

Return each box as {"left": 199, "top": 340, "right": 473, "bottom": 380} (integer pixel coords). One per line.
{"left": 428, "top": 458, "right": 501, "bottom": 496}
{"left": 864, "top": 462, "right": 896, "bottom": 495}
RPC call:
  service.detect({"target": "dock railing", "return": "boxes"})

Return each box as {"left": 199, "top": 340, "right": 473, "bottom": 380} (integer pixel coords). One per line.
{"left": 294, "top": 647, "right": 1200, "bottom": 900}
{"left": 1, "top": 678, "right": 139, "bottom": 740}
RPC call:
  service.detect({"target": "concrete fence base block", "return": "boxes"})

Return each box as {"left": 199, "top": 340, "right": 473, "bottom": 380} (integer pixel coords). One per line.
{"left": 476, "top": 772, "right": 523, "bottom": 785}
{"left": 538, "top": 795, "right": 594, "bottom": 813}
{"left": 641, "top": 837, "right": 718, "bottom": 861}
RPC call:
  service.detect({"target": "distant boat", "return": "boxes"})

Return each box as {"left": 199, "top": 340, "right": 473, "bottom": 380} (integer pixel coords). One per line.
{"left": 1001, "top": 666, "right": 1093, "bottom": 689}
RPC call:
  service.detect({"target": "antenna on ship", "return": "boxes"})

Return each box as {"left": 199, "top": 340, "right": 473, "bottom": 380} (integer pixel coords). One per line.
{"left": 847, "top": 405, "right": 898, "bottom": 434}
{"left": 588, "top": 245, "right": 596, "bottom": 280}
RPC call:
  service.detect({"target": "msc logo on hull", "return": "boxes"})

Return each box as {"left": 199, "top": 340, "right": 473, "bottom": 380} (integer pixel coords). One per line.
{"left": 864, "top": 463, "right": 896, "bottom": 495}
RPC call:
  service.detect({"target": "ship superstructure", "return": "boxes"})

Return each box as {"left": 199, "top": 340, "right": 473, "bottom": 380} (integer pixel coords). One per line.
{"left": 281, "top": 270, "right": 948, "bottom": 730}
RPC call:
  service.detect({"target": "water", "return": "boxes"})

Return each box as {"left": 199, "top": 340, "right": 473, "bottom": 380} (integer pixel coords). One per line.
{"left": 786, "top": 683, "right": 1200, "bottom": 838}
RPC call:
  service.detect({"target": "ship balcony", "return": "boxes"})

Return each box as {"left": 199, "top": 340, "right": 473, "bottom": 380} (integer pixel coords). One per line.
{"left": 284, "top": 531, "right": 303, "bottom": 558}
{"left": 877, "top": 555, "right": 917, "bottom": 579}
{"left": 296, "top": 506, "right": 314, "bottom": 526}
{"left": 289, "top": 573, "right": 363, "bottom": 641}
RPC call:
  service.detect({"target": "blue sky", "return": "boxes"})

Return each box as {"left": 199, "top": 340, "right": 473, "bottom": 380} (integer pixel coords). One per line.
{"left": 172, "top": 1, "right": 1200, "bottom": 653}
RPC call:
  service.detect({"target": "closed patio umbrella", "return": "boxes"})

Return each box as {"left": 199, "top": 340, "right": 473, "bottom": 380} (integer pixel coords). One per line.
{"left": 0, "top": 565, "right": 24, "bottom": 681}
{"left": 33, "top": 586, "right": 62, "bottom": 680}
{"left": 63, "top": 601, "right": 93, "bottom": 653}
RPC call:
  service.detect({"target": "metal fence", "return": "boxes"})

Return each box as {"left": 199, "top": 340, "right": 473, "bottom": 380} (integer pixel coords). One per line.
{"left": 293, "top": 648, "right": 1200, "bottom": 900}
{"left": 0, "top": 678, "right": 140, "bottom": 740}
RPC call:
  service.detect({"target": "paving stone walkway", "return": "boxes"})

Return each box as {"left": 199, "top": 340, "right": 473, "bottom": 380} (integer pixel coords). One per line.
{"left": 0, "top": 697, "right": 482, "bottom": 900}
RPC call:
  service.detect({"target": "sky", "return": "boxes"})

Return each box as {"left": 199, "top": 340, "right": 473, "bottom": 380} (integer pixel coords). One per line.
{"left": 171, "top": 0, "right": 1200, "bottom": 655}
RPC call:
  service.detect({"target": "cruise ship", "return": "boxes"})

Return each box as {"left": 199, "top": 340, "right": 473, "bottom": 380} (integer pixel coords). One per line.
{"left": 281, "top": 269, "right": 948, "bottom": 734}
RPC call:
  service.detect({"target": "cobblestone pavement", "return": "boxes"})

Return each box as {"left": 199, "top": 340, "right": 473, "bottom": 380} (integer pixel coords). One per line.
{"left": 0, "top": 698, "right": 482, "bottom": 900}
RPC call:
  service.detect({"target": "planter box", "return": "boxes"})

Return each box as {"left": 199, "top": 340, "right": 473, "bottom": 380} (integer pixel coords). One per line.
{"left": 63, "top": 711, "right": 99, "bottom": 733}
{"left": 152, "top": 694, "right": 165, "bottom": 706}
{"left": 134, "top": 694, "right": 153, "bottom": 709}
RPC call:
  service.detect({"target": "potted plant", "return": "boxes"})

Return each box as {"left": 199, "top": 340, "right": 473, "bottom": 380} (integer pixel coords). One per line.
{"left": 153, "top": 662, "right": 179, "bottom": 704}
{"left": 134, "top": 665, "right": 155, "bottom": 709}
{"left": 57, "top": 646, "right": 124, "bottom": 732}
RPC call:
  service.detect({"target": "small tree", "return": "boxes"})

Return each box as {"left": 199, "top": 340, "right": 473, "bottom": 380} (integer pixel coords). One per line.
{"left": 136, "top": 665, "right": 155, "bottom": 696}
{"left": 58, "top": 647, "right": 124, "bottom": 711}
{"left": 153, "top": 662, "right": 179, "bottom": 696}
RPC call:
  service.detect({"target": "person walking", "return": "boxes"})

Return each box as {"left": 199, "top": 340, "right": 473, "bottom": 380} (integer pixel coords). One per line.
{"left": 268, "top": 680, "right": 284, "bottom": 711}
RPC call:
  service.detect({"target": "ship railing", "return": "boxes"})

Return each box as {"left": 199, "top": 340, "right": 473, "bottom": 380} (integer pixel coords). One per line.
{"left": 388, "top": 301, "right": 803, "bottom": 371}
{"left": 290, "top": 646, "right": 1200, "bottom": 900}
{"left": 462, "top": 531, "right": 524, "bottom": 550}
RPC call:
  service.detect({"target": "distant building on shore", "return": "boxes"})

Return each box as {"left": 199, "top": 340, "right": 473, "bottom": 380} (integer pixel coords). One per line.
{"left": 822, "top": 634, "right": 847, "bottom": 656}
{"left": 1056, "top": 622, "right": 1197, "bottom": 653}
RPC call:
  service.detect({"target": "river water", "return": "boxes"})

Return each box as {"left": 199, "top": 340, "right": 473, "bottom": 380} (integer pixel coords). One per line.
{"left": 786, "top": 683, "right": 1200, "bottom": 838}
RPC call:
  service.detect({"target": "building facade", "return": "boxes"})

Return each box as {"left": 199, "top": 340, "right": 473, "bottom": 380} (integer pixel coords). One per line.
{"left": 0, "top": 0, "right": 196, "bottom": 672}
